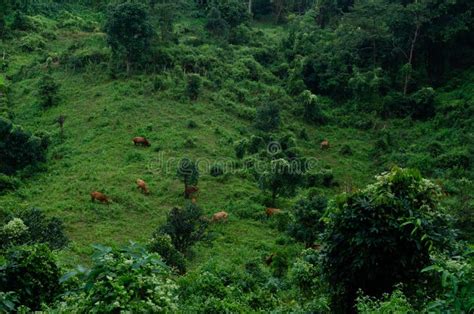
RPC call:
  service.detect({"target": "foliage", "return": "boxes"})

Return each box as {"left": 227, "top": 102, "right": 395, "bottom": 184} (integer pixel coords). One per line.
{"left": 301, "top": 90, "right": 326, "bottom": 124}
{"left": 258, "top": 157, "right": 305, "bottom": 206}
{"left": 288, "top": 195, "right": 327, "bottom": 246}
{"left": 322, "top": 167, "right": 455, "bottom": 311}
{"left": 38, "top": 73, "right": 59, "bottom": 108}
{"left": 55, "top": 244, "right": 178, "bottom": 312}
{"left": 422, "top": 251, "right": 474, "bottom": 313}
{"left": 1, "top": 208, "right": 68, "bottom": 250}
{"left": 205, "top": 7, "right": 229, "bottom": 38}
{"left": 210, "top": 163, "right": 224, "bottom": 177}
{"left": 177, "top": 157, "right": 199, "bottom": 189}
{"left": 0, "top": 244, "right": 61, "bottom": 310}
{"left": 104, "top": 2, "right": 153, "bottom": 73}
{"left": 158, "top": 203, "right": 208, "bottom": 253}
{"left": 255, "top": 102, "right": 280, "bottom": 132}
{"left": 356, "top": 288, "right": 415, "bottom": 314}
{"left": 148, "top": 234, "right": 186, "bottom": 274}
{"left": 211, "top": 0, "right": 250, "bottom": 28}
{"left": 185, "top": 74, "right": 202, "bottom": 101}
{"left": 0, "top": 117, "right": 48, "bottom": 175}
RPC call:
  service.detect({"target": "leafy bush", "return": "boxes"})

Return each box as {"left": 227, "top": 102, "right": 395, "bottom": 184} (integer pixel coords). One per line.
{"left": 38, "top": 74, "right": 59, "bottom": 108}
{"left": 322, "top": 167, "right": 454, "bottom": 311}
{"left": 56, "top": 244, "right": 178, "bottom": 312}
{"left": 356, "top": 288, "right": 415, "bottom": 314}
{"left": 0, "top": 117, "right": 48, "bottom": 175}
{"left": 16, "top": 208, "right": 69, "bottom": 250}
{"left": 0, "top": 174, "right": 20, "bottom": 193}
{"left": 289, "top": 248, "right": 328, "bottom": 305}
{"left": 288, "top": 195, "right": 327, "bottom": 246}
{"left": 339, "top": 144, "right": 353, "bottom": 156}
{"left": 422, "top": 252, "right": 474, "bottom": 313}
{"left": 177, "top": 157, "right": 199, "bottom": 194}
{"left": 306, "top": 168, "right": 335, "bottom": 188}
{"left": 0, "top": 218, "right": 28, "bottom": 248}
{"left": 301, "top": 90, "right": 326, "bottom": 124}
{"left": 210, "top": 163, "right": 224, "bottom": 177}
{"left": 158, "top": 203, "right": 208, "bottom": 253}
{"left": 205, "top": 7, "right": 229, "bottom": 38}
{"left": 148, "top": 234, "right": 186, "bottom": 274}
{"left": 212, "top": 0, "right": 250, "bottom": 28}
{"left": 18, "top": 33, "right": 46, "bottom": 51}
{"left": 0, "top": 244, "right": 61, "bottom": 310}
{"left": 255, "top": 102, "right": 280, "bottom": 132}
{"left": 234, "top": 139, "right": 247, "bottom": 159}
{"left": 186, "top": 74, "right": 202, "bottom": 101}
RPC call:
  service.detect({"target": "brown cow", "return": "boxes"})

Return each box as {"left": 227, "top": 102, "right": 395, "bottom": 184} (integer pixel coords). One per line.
{"left": 211, "top": 211, "right": 228, "bottom": 223}
{"left": 133, "top": 137, "right": 151, "bottom": 147}
{"left": 265, "top": 207, "right": 281, "bottom": 217}
{"left": 320, "top": 140, "right": 330, "bottom": 150}
{"left": 184, "top": 186, "right": 199, "bottom": 199}
{"left": 91, "top": 191, "right": 109, "bottom": 204}
{"left": 136, "top": 179, "right": 149, "bottom": 194}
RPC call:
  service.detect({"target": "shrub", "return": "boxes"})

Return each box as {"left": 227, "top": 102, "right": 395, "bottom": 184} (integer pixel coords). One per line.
{"left": 422, "top": 252, "right": 474, "bottom": 313}
{"left": 0, "top": 218, "right": 28, "bottom": 248}
{"left": 339, "top": 144, "right": 353, "bottom": 156}
{"left": 18, "top": 34, "right": 46, "bottom": 52}
{"left": 205, "top": 7, "right": 229, "bottom": 38}
{"left": 411, "top": 87, "right": 436, "bottom": 120}
{"left": 210, "top": 163, "right": 224, "bottom": 177}
{"left": 0, "top": 118, "right": 48, "bottom": 175}
{"left": 17, "top": 208, "right": 69, "bottom": 250}
{"left": 56, "top": 244, "right": 178, "bottom": 312}
{"left": 289, "top": 248, "right": 327, "bottom": 299}
{"left": 212, "top": 0, "right": 250, "bottom": 28}
{"left": 185, "top": 74, "right": 202, "bottom": 101}
{"left": 1, "top": 244, "right": 61, "bottom": 310}
{"left": 38, "top": 74, "right": 60, "bottom": 108}
{"left": 0, "top": 174, "right": 20, "bottom": 193}
{"left": 322, "top": 167, "right": 454, "bottom": 312}
{"left": 255, "top": 102, "right": 280, "bottom": 132}
{"left": 356, "top": 288, "right": 415, "bottom": 314}
{"left": 306, "top": 168, "right": 335, "bottom": 188}
{"left": 186, "top": 119, "right": 198, "bottom": 129}
{"left": 177, "top": 158, "right": 199, "bottom": 193}
{"left": 288, "top": 195, "right": 327, "bottom": 246}
{"left": 301, "top": 90, "right": 326, "bottom": 124}
{"left": 148, "top": 234, "right": 186, "bottom": 274}
{"left": 234, "top": 139, "right": 247, "bottom": 159}
{"left": 158, "top": 203, "right": 208, "bottom": 253}
{"left": 247, "top": 135, "right": 264, "bottom": 154}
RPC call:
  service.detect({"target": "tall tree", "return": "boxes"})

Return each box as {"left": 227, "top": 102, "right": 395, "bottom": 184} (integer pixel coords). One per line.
{"left": 105, "top": 2, "right": 154, "bottom": 74}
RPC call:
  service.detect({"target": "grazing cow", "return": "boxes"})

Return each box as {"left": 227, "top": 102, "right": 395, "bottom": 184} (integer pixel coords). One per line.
{"left": 136, "top": 179, "right": 149, "bottom": 194}
{"left": 265, "top": 207, "right": 281, "bottom": 217}
{"left": 211, "top": 211, "right": 228, "bottom": 223}
{"left": 133, "top": 137, "right": 151, "bottom": 147}
{"left": 320, "top": 140, "right": 330, "bottom": 150}
{"left": 91, "top": 191, "right": 109, "bottom": 204}
{"left": 184, "top": 186, "right": 199, "bottom": 199}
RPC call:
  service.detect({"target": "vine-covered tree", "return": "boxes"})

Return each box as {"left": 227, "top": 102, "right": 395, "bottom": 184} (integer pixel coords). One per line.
{"left": 322, "top": 167, "right": 454, "bottom": 312}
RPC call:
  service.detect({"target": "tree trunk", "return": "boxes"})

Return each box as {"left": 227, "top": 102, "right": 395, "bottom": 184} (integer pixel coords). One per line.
{"left": 248, "top": 0, "right": 252, "bottom": 16}
{"left": 126, "top": 60, "right": 130, "bottom": 76}
{"left": 403, "top": 24, "right": 420, "bottom": 95}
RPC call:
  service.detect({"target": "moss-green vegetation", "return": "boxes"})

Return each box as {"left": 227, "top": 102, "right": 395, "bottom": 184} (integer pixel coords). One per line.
{"left": 0, "top": 0, "right": 472, "bottom": 312}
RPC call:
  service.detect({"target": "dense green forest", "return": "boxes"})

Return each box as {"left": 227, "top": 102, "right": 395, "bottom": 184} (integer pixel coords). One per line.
{"left": 0, "top": 0, "right": 473, "bottom": 312}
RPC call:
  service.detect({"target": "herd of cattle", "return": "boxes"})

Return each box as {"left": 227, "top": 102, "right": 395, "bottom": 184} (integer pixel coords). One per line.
{"left": 90, "top": 137, "right": 331, "bottom": 223}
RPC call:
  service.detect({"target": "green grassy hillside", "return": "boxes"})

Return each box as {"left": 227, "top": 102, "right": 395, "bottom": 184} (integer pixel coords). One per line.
{"left": 0, "top": 1, "right": 472, "bottom": 312}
